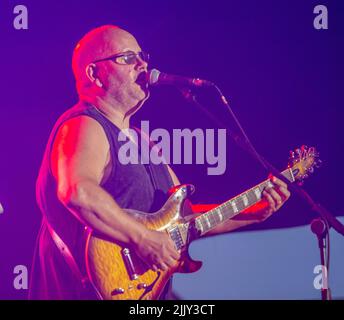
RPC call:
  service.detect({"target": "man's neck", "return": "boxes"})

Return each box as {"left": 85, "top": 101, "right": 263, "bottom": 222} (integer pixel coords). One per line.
{"left": 81, "top": 93, "right": 131, "bottom": 130}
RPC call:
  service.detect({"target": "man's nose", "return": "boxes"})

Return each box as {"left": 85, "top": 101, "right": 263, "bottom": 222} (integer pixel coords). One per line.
{"left": 135, "top": 56, "right": 148, "bottom": 71}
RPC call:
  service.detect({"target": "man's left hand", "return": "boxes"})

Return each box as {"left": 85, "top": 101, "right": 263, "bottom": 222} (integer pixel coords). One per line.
{"left": 236, "top": 176, "right": 291, "bottom": 224}
{"left": 254, "top": 176, "right": 291, "bottom": 222}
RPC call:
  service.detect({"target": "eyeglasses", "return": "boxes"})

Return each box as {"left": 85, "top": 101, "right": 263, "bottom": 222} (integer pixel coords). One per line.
{"left": 93, "top": 51, "right": 150, "bottom": 65}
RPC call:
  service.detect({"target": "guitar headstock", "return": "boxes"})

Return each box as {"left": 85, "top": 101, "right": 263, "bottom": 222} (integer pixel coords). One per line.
{"left": 289, "top": 145, "right": 321, "bottom": 184}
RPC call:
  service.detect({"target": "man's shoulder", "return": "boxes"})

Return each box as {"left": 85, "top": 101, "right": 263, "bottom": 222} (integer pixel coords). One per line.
{"left": 51, "top": 105, "right": 110, "bottom": 160}
{"left": 49, "top": 101, "right": 108, "bottom": 149}
{"left": 52, "top": 101, "right": 105, "bottom": 134}
{"left": 54, "top": 101, "right": 90, "bottom": 125}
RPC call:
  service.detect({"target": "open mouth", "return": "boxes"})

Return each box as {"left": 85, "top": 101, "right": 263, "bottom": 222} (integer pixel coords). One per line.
{"left": 135, "top": 71, "right": 148, "bottom": 89}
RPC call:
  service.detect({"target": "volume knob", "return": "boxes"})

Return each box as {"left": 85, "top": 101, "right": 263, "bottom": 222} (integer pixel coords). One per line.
{"left": 112, "top": 288, "right": 125, "bottom": 295}
{"left": 137, "top": 283, "right": 147, "bottom": 289}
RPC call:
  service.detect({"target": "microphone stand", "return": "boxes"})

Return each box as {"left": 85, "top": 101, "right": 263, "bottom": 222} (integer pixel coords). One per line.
{"left": 180, "top": 86, "right": 344, "bottom": 236}
{"left": 180, "top": 85, "right": 344, "bottom": 299}
{"left": 310, "top": 218, "right": 332, "bottom": 300}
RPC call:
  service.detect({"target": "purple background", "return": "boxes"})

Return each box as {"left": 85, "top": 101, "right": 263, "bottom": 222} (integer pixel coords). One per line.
{"left": 0, "top": 0, "right": 343, "bottom": 299}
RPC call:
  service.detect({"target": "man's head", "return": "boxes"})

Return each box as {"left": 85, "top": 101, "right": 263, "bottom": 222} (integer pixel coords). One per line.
{"left": 72, "top": 25, "right": 149, "bottom": 111}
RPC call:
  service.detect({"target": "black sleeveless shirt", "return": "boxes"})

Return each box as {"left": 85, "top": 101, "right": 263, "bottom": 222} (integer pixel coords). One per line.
{"left": 29, "top": 101, "right": 174, "bottom": 299}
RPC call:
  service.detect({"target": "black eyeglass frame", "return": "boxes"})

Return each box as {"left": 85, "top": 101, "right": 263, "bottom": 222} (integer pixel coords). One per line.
{"left": 92, "top": 51, "right": 150, "bottom": 65}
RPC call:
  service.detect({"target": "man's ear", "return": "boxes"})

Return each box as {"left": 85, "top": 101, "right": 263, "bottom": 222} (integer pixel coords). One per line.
{"left": 85, "top": 63, "right": 103, "bottom": 87}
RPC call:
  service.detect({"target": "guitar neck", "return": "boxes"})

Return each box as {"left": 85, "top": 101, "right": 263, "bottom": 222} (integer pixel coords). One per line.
{"left": 194, "top": 168, "right": 295, "bottom": 236}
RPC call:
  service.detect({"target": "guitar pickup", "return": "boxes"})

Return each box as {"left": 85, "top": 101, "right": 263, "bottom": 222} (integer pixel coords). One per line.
{"left": 122, "top": 248, "right": 138, "bottom": 280}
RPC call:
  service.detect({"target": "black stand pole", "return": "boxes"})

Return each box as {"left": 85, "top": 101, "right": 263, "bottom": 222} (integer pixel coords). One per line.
{"left": 310, "top": 218, "right": 332, "bottom": 300}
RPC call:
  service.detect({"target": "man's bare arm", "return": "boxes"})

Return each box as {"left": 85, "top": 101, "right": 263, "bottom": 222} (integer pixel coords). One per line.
{"left": 51, "top": 116, "right": 179, "bottom": 270}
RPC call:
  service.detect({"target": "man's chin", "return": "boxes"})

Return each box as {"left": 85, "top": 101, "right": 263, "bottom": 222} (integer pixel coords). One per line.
{"left": 138, "top": 90, "right": 150, "bottom": 106}
{"left": 129, "top": 86, "right": 150, "bottom": 106}
{"left": 136, "top": 85, "right": 149, "bottom": 101}
{"left": 127, "top": 91, "right": 150, "bottom": 117}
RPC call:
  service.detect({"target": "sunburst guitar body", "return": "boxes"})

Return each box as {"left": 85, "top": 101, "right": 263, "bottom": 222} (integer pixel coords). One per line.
{"left": 85, "top": 145, "right": 320, "bottom": 300}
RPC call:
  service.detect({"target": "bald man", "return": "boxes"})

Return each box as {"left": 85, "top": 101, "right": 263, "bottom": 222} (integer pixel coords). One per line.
{"left": 29, "top": 25, "right": 290, "bottom": 300}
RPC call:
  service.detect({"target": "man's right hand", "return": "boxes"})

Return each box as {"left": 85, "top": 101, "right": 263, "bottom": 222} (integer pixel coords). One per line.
{"left": 133, "top": 229, "right": 181, "bottom": 272}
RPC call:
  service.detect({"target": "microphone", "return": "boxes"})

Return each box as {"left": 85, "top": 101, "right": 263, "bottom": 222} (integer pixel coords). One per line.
{"left": 146, "top": 69, "right": 214, "bottom": 88}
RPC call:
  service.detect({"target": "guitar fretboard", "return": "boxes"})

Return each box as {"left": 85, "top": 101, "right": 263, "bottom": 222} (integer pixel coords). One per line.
{"left": 195, "top": 168, "right": 295, "bottom": 235}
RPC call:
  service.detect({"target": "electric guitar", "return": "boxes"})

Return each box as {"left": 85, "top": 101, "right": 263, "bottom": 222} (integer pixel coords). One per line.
{"left": 85, "top": 145, "right": 320, "bottom": 300}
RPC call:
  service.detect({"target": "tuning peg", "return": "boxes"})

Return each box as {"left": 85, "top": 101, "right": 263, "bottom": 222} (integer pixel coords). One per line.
{"left": 289, "top": 153, "right": 296, "bottom": 164}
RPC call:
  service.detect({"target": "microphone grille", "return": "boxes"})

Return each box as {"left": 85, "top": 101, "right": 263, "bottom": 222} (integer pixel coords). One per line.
{"left": 148, "top": 69, "right": 160, "bottom": 86}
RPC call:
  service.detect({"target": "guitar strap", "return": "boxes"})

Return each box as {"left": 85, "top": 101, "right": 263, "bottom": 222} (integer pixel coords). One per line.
{"left": 44, "top": 217, "right": 102, "bottom": 299}
{"left": 133, "top": 127, "right": 174, "bottom": 300}
{"left": 133, "top": 126, "right": 173, "bottom": 191}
